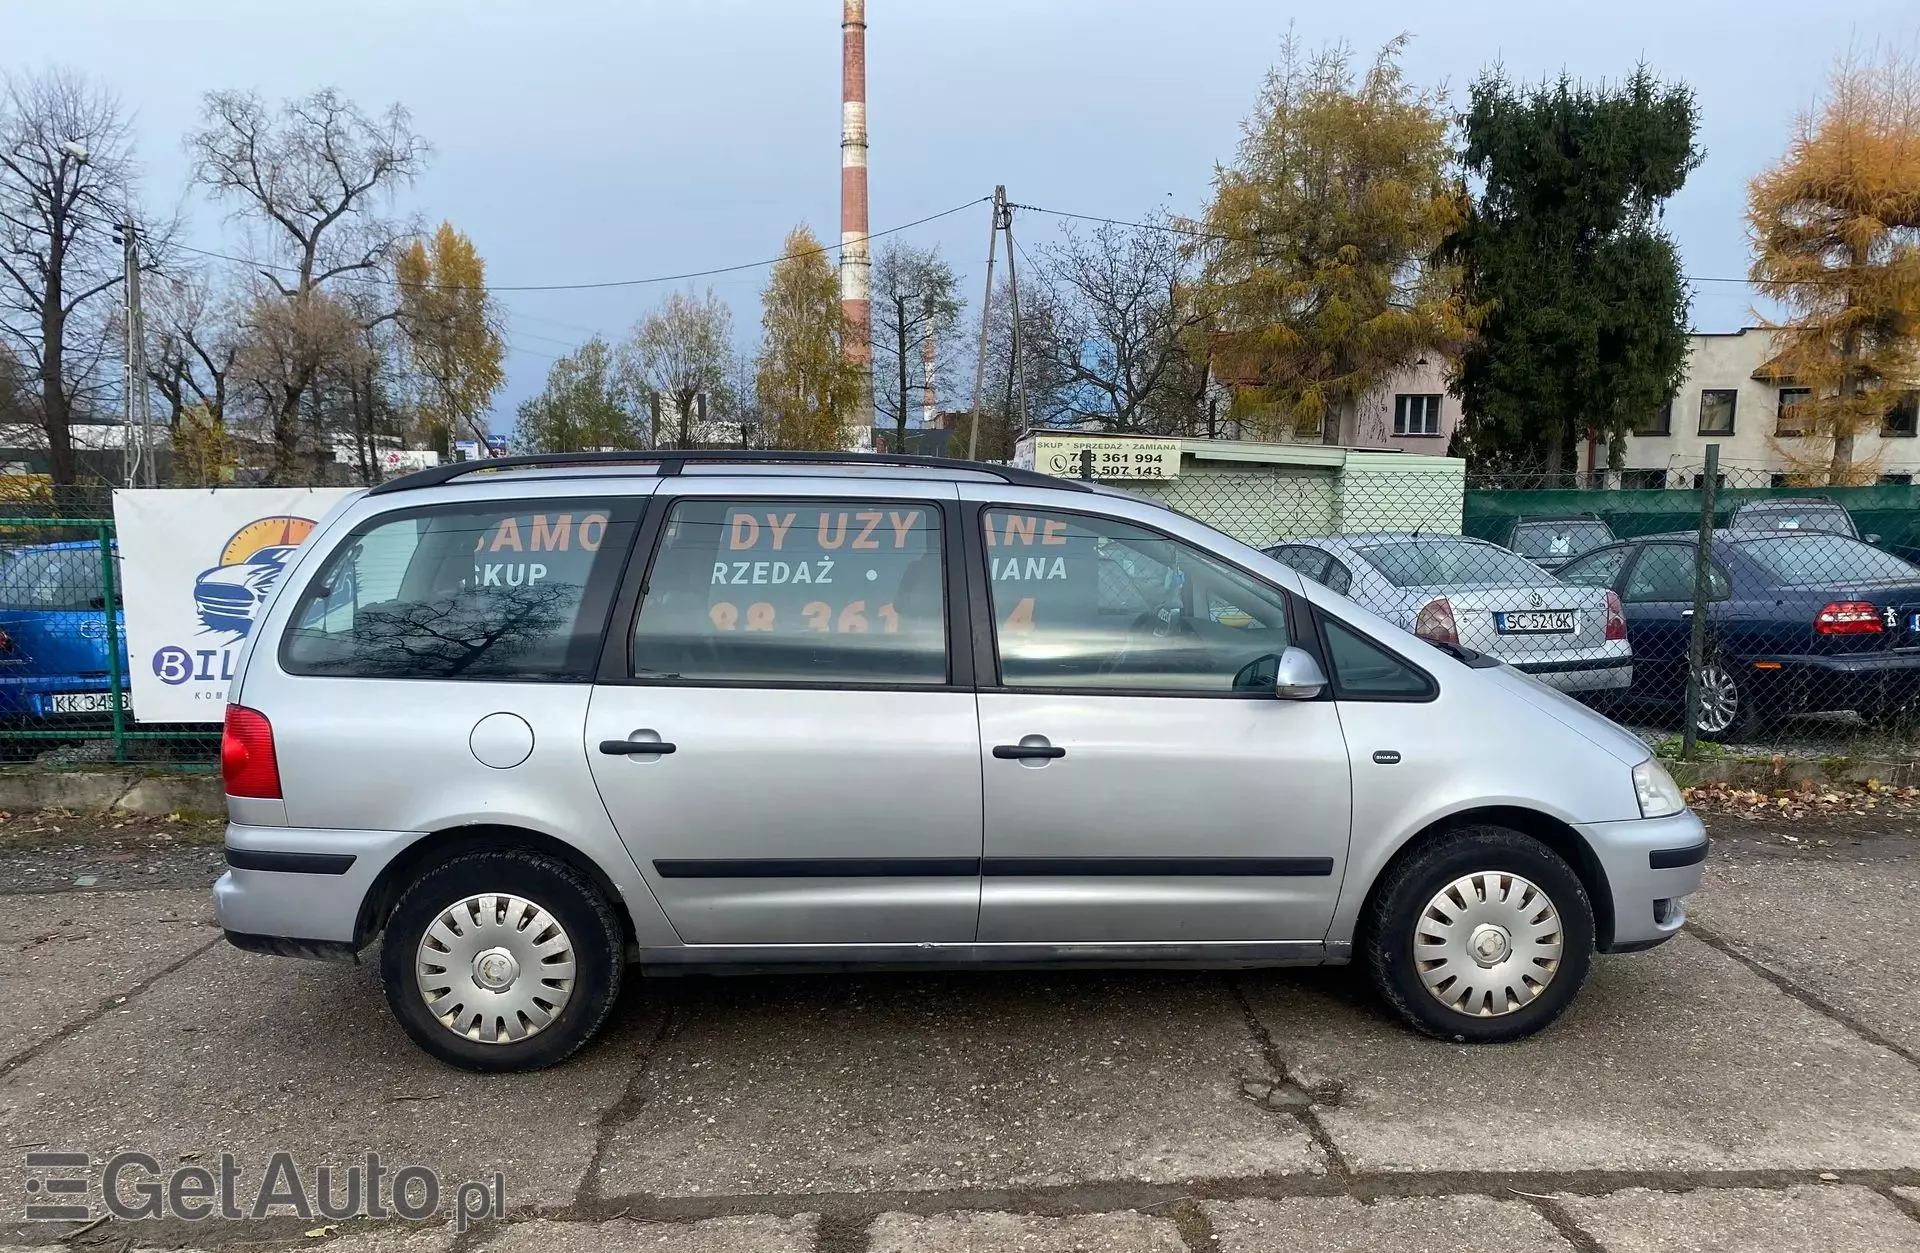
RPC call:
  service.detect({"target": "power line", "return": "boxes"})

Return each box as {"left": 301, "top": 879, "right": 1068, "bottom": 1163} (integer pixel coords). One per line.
{"left": 1008, "top": 200, "right": 1814, "bottom": 290}
{"left": 136, "top": 196, "right": 991, "bottom": 294}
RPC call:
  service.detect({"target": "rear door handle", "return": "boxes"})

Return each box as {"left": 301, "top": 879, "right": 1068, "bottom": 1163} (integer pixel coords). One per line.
{"left": 600, "top": 739, "right": 677, "bottom": 756}
{"left": 993, "top": 744, "right": 1066, "bottom": 760}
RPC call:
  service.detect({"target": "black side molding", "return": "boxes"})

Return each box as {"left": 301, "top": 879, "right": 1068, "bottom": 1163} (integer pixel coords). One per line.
{"left": 983, "top": 857, "right": 1335, "bottom": 877}
{"left": 224, "top": 931, "right": 362, "bottom": 963}
{"left": 652, "top": 856, "right": 1336, "bottom": 879}
{"left": 654, "top": 857, "right": 979, "bottom": 879}
{"left": 1648, "top": 842, "right": 1710, "bottom": 870}
{"left": 224, "top": 849, "right": 357, "bottom": 875}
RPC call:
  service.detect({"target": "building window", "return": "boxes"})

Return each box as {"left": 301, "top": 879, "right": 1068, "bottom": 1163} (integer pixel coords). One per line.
{"left": 1698, "top": 389, "right": 1737, "bottom": 435}
{"left": 1884, "top": 392, "right": 1918, "bottom": 438}
{"left": 1776, "top": 387, "right": 1811, "bottom": 436}
{"left": 1770, "top": 473, "right": 1790, "bottom": 488}
{"left": 1880, "top": 473, "right": 1913, "bottom": 486}
{"left": 1393, "top": 394, "right": 1443, "bottom": 437}
{"left": 1621, "top": 469, "right": 1668, "bottom": 490}
{"left": 1633, "top": 402, "right": 1672, "bottom": 436}
{"left": 1693, "top": 471, "right": 1727, "bottom": 490}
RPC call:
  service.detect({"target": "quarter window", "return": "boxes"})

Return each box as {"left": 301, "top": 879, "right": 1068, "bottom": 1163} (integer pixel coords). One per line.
{"left": 630, "top": 499, "right": 947, "bottom": 684}
{"left": 985, "top": 509, "right": 1291, "bottom": 692}
{"left": 281, "top": 502, "right": 631, "bottom": 680}
{"left": 1321, "top": 617, "right": 1432, "bottom": 699}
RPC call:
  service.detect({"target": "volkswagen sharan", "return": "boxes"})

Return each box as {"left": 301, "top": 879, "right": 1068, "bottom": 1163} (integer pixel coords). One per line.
{"left": 212, "top": 451, "right": 1705, "bottom": 1070}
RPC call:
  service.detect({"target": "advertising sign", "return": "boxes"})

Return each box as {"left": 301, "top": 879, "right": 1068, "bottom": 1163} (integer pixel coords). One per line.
{"left": 113, "top": 489, "right": 355, "bottom": 721}
{"left": 1028, "top": 435, "right": 1182, "bottom": 480}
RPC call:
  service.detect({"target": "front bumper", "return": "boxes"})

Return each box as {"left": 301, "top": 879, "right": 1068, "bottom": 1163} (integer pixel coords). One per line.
{"left": 1576, "top": 809, "right": 1707, "bottom": 953}
{"left": 213, "top": 823, "right": 423, "bottom": 951}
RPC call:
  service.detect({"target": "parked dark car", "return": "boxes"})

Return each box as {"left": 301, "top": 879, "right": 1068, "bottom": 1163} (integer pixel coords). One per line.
{"left": 1725, "top": 496, "right": 1874, "bottom": 542}
{"left": 0, "top": 540, "right": 128, "bottom": 722}
{"left": 1557, "top": 531, "right": 1920, "bottom": 739}
{"left": 1498, "top": 515, "right": 1618, "bottom": 573}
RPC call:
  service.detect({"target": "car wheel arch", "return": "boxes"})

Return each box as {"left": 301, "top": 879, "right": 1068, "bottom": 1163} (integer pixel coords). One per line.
{"left": 1354, "top": 804, "right": 1617, "bottom": 953}
{"left": 353, "top": 823, "right": 638, "bottom": 956}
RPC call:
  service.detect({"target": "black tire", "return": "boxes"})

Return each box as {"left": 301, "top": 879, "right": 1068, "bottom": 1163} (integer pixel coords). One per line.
{"left": 380, "top": 850, "right": 624, "bottom": 1072}
{"left": 1692, "top": 654, "right": 1768, "bottom": 743}
{"left": 1362, "top": 825, "right": 1594, "bottom": 1044}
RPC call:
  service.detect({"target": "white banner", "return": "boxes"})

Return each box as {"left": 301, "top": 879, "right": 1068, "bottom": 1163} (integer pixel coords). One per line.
{"left": 113, "top": 489, "right": 356, "bottom": 722}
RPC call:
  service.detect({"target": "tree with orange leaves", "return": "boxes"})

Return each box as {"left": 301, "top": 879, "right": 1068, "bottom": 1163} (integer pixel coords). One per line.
{"left": 1751, "top": 48, "right": 1920, "bottom": 484}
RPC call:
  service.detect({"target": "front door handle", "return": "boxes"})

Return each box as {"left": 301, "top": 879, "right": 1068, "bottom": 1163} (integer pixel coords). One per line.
{"left": 600, "top": 739, "right": 677, "bottom": 756}
{"left": 993, "top": 744, "right": 1066, "bottom": 760}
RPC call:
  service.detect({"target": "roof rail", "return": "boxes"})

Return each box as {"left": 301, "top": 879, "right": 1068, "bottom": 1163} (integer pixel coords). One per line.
{"left": 364, "top": 449, "right": 1087, "bottom": 496}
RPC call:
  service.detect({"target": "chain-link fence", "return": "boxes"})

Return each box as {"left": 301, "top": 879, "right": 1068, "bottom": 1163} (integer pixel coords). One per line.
{"left": 1127, "top": 453, "right": 1920, "bottom": 761}
{"left": 0, "top": 490, "right": 216, "bottom": 769}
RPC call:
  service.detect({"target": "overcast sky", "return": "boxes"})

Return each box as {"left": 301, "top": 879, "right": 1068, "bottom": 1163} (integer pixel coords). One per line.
{"left": 12, "top": 0, "right": 1918, "bottom": 430}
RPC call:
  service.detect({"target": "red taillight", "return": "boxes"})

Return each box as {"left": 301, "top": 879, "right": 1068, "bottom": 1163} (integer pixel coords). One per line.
{"left": 0, "top": 626, "right": 12, "bottom": 652}
{"left": 1414, "top": 597, "right": 1458, "bottom": 645}
{"left": 1604, "top": 591, "right": 1628, "bottom": 642}
{"left": 1815, "top": 601, "right": 1883, "bottom": 635}
{"left": 222, "top": 705, "right": 281, "bottom": 799}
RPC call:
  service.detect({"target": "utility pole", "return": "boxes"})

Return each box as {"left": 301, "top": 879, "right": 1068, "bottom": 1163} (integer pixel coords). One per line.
{"left": 966, "top": 186, "right": 1014, "bottom": 461}
{"left": 113, "top": 216, "right": 153, "bottom": 488}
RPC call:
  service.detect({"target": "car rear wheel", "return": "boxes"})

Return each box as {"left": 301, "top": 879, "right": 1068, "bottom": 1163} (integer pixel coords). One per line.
{"left": 380, "top": 850, "right": 624, "bottom": 1072}
{"left": 1693, "top": 655, "right": 1767, "bottom": 742}
{"left": 1363, "top": 826, "right": 1594, "bottom": 1043}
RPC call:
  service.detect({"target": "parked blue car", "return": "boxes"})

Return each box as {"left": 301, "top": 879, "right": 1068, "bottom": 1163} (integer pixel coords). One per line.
{"left": 1556, "top": 530, "right": 1920, "bottom": 739}
{"left": 0, "top": 540, "right": 128, "bottom": 722}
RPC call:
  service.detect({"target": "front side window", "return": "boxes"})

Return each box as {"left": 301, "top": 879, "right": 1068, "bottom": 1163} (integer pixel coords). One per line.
{"left": 985, "top": 509, "right": 1290, "bottom": 692}
{"left": 1699, "top": 389, "right": 1737, "bottom": 435}
{"left": 1556, "top": 546, "right": 1630, "bottom": 590}
{"left": 1394, "top": 394, "right": 1443, "bottom": 437}
{"left": 630, "top": 499, "right": 947, "bottom": 685}
{"left": 282, "top": 501, "right": 631, "bottom": 680}
{"left": 1625, "top": 544, "right": 1729, "bottom": 603}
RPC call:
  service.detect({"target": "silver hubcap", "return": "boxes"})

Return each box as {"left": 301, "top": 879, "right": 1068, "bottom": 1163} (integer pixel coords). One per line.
{"left": 1415, "top": 872, "right": 1563, "bottom": 1018}
{"left": 1696, "top": 663, "right": 1739, "bottom": 734}
{"left": 416, "top": 894, "right": 575, "bottom": 1044}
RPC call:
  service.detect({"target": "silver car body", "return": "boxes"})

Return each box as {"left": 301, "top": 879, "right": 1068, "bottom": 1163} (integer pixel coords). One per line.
{"left": 1266, "top": 534, "right": 1633, "bottom": 694}
{"left": 214, "top": 464, "right": 1699, "bottom": 973}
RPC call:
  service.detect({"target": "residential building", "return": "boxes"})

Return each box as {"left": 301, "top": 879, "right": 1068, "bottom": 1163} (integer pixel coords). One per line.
{"left": 1619, "top": 328, "right": 1920, "bottom": 487}
{"left": 1208, "top": 355, "right": 1463, "bottom": 452}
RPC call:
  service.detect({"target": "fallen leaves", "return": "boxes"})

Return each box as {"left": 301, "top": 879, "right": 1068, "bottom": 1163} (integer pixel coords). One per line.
{"left": 1683, "top": 778, "right": 1920, "bottom": 819}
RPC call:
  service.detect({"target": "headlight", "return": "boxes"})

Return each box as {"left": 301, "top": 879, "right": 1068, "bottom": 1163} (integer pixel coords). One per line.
{"left": 1633, "top": 758, "right": 1685, "bottom": 819}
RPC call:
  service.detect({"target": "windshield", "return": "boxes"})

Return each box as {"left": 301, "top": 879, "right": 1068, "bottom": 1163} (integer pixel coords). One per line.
{"left": 1510, "top": 521, "right": 1613, "bottom": 560}
{"left": 1357, "top": 540, "right": 1558, "bottom": 589}
{"left": 1738, "top": 535, "right": 1919, "bottom": 586}
{"left": 1732, "top": 503, "right": 1854, "bottom": 535}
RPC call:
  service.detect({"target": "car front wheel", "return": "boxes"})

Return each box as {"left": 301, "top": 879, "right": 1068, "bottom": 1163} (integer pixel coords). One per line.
{"left": 380, "top": 850, "right": 624, "bottom": 1072}
{"left": 1363, "top": 826, "right": 1594, "bottom": 1043}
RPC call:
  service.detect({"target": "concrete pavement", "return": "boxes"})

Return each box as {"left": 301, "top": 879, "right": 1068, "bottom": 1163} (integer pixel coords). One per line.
{"left": 1, "top": 817, "right": 1919, "bottom": 1251}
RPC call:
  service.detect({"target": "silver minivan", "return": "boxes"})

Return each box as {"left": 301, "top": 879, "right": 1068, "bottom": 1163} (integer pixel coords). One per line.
{"left": 214, "top": 452, "right": 1706, "bottom": 1071}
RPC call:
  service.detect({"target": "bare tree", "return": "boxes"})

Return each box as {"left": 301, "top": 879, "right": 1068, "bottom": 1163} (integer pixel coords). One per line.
{"left": 146, "top": 265, "right": 237, "bottom": 434}
{"left": 187, "top": 88, "right": 428, "bottom": 482}
{"left": 1025, "top": 216, "right": 1212, "bottom": 435}
{"left": 870, "top": 240, "right": 963, "bottom": 454}
{"left": 0, "top": 70, "right": 154, "bottom": 485}
{"left": 622, "top": 287, "right": 734, "bottom": 449}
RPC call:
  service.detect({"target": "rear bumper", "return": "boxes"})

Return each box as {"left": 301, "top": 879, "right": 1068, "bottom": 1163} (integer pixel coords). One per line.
{"left": 1750, "top": 651, "right": 1920, "bottom": 711}
{"left": 0, "top": 673, "right": 122, "bottom": 719}
{"left": 1510, "top": 656, "right": 1634, "bottom": 693}
{"left": 212, "top": 823, "right": 422, "bottom": 949}
{"left": 1577, "top": 810, "right": 1707, "bottom": 953}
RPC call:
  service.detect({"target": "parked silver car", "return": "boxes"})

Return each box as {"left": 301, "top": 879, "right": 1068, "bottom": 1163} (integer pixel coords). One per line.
{"left": 1264, "top": 534, "right": 1633, "bottom": 694}
{"left": 214, "top": 453, "right": 1702, "bottom": 1071}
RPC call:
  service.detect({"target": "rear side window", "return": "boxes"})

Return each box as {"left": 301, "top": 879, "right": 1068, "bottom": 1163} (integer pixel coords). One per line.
{"left": 1556, "top": 546, "right": 1629, "bottom": 589}
{"left": 281, "top": 501, "right": 633, "bottom": 680}
{"left": 629, "top": 499, "right": 947, "bottom": 685}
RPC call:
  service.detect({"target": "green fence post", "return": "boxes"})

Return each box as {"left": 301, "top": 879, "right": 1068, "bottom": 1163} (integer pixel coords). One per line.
{"left": 96, "top": 522, "right": 127, "bottom": 764}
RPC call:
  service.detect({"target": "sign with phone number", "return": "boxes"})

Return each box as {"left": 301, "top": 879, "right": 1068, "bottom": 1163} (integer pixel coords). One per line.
{"left": 1032, "top": 437, "right": 1182, "bottom": 480}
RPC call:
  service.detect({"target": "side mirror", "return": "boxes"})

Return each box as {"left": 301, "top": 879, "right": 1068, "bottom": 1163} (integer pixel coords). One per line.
{"left": 1235, "top": 647, "right": 1327, "bottom": 699}
{"left": 1867, "top": 533, "right": 1883, "bottom": 545}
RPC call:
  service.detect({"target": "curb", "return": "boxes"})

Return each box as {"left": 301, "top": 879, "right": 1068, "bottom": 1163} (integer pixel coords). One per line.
{"left": 0, "top": 768, "right": 224, "bottom": 818}
{"left": 1665, "top": 755, "right": 1920, "bottom": 790}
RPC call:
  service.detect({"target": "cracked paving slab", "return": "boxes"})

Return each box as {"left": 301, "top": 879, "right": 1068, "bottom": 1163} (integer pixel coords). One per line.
{"left": 0, "top": 889, "right": 215, "bottom": 1065}
{"left": 1561, "top": 1185, "right": 1920, "bottom": 1252}
{"left": 1237, "top": 935, "right": 1920, "bottom": 1172}
{"left": 867, "top": 1210, "right": 1187, "bottom": 1252}
{"left": 1691, "top": 857, "right": 1920, "bottom": 1057}
{"left": 1205, "top": 1196, "right": 1573, "bottom": 1252}
{"left": 0, "top": 942, "right": 668, "bottom": 1229}
{"left": 474, "top": 1215, "right": 817, "bottom": 1252}
{"left": 594, "top": 971, "right": 1321, "bottom": 1197}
